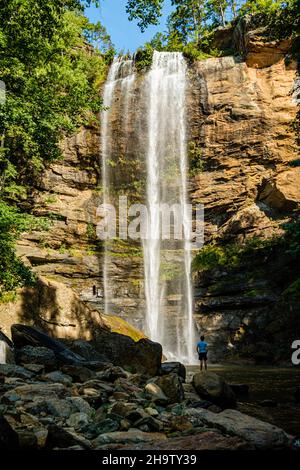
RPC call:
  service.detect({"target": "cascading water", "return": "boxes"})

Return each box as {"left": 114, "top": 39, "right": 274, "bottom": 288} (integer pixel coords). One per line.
{"left": 100, "top": 52, "right": 197, "bottom": 364}
{"left": 143, "top": 51, "right": 196, "bottom": 363}
{"left": 101, "top": 58, "right": 135, "bottom": 314}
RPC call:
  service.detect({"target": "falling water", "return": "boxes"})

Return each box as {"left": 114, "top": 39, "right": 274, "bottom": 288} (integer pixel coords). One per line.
{"left": 143, "top": 51, "right": 196, "bottom": 363}
{"left": 101, "top": 58, "right": 135, "bottom": 314}
{"left": 100, "top": 52, "right": 197, "bottom": 363}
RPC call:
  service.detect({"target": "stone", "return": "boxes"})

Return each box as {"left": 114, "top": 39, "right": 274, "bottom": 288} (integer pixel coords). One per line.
{"left": 4, "top": 382, "right": 69, "bottom": 402}
{"left": 34, "top": 428, "right": 48, "bottom": 448}
{"left": 185, "top": 408, "right": 291, "bottom": 449}
{"left": 93, "top": 429, "right": 167, "bottom": 447}
{"left": 125, "top": 430, "right": 250, "bottom": 450}
{"left": 24, "top": 364, "right": 45, "bottom": 374}
{"left": 125, "top": 408, "right": 149, "bottom": 423}
{"left": 66, "top": 397, "right": 93, "bottom": 416}
{"left": 0, "top": 363, "right": 34, "bottom": 380}
{"left": 112, "top": 391, "right": 130, "bottom": 401}
{"left": 42, "top": 370, "right": 73, "bottom": 386}
{"left": 144, "top": 382, "right": 169, "bottom": 405}
{"left": 17, "top": 429, "right": 38, "bottom": 449}
{"left": 66, "top": 412, "right": 90, "bottom": 430}
{"left": 93, "top": 418, "right": 120, "bottom": 434}
{"left": 15, "top": 345, "right": 57, "bottom": 370}
{"left": 92, "top": 331, "right": 162, "bottom": 376}
{"left": 154, "top": 373, "right": 185, "bottom": 404}
{"left": 96, "top": 365, "right": 127, "bottom": 382}
{"left": 45, "top": 424, "right": 92, "bottom": 450}
{"left": 160, "top": 362, "right": 186, "bottom": 382}
{"left": 45, "top": 398, "right": 74, "bottom": 418}
{"left": 60, "top": 365, "right": 95, "bottom": 383}
{"left": 144, "top": 407, "right": 159, "bottom": 417}
{"left": 0, "top": 415, "right": 20, "bottom": 449}
{"left": 192, "top": 372, "right": 236, "bottom": 409}
{"left": 134, "top": 416, "right": 163, "bottom": 432}
{"left": 110, "top": 401, "right": 137, "bottom": 417}
{"left": 169, "top": 415, "right": 193, "bottom": 432}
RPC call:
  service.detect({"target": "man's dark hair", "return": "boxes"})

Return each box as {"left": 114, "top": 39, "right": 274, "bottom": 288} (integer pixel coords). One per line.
{"left": 200, "top": 335, "right": 204, "bottom": 341}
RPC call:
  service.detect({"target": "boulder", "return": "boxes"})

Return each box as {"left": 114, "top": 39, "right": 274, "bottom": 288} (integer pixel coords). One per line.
{"left": 11, "top": 324, "right": 93, "bottom": 367}
{"left": 185, "top": 408, "right": 291, "bottom": 449}
{"left": 192, "top": 372, "right": 236, "bottom": 409}
{"left": 15, "top": 345, "right": 57, "bottom": 370}
{"left": 92, "top": 331, "right": 162, "bottom": 376}
{"left": 153, "top": 373, "right": 185, "bottom": 404}
{"left": 159, "top": 362, "right": 186, "bottom": 382}
{"left": 124, "top": 430, "right": 249, "bottom": 450}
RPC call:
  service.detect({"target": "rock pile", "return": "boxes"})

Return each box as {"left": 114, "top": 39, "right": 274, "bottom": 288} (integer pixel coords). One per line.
{"left": 0, "top": 325, "right": 293, "bottom": 450}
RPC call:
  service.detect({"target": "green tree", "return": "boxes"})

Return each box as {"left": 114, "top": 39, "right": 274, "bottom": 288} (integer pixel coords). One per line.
{"left": 0, "top": 0, "right": 112, "bottom": 296}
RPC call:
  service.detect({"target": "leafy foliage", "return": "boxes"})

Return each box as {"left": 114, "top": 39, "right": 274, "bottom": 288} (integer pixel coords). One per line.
{"left": 127, "top": 0, "right": 300, "bottom": 57}
{"left": 0, "top": 201, "right": 49, "bottom": 296}
{"left": 0, "top": 0, "right": 113, "bottom": 297}
{"left": 193, "top": 217, "right": 300, "bottom": 271}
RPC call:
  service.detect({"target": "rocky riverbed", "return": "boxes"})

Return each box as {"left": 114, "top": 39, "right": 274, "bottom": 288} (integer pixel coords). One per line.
{"left": 0, "top": 324, "right": 297, "bottom": 451}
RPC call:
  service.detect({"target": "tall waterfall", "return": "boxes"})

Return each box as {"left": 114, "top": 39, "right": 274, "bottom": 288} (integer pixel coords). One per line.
{"left": 101, "top": 58, "right": 135, "bottom": 314}
{"left": 100, "top": 52, "right": 197, "bottom": 364}
{"left": 143, "top": 52, "right": 196, "bottom": 363}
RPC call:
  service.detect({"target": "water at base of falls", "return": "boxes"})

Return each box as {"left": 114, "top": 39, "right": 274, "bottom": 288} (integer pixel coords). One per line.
{"left": 100, "top": 52, "right": 198, "bottom": 365}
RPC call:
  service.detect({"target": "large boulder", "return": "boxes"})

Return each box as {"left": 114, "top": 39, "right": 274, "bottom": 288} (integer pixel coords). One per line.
{"left": 192, "top": 372, "right": 236, "bottom": 409}
{"left": 91, "top": 331, "right": 162, "bottom": 376}
{"left": 15, "top": 345, "right": 57, "bottom": 370}
{"left": 11, "top": 324, "right": 102, "bottom": 368}
{"left": 185, "top": 408, "right": 292, "bottom": 450}
{"left": 159, "top": 362, "right": 186, "bottom": 382}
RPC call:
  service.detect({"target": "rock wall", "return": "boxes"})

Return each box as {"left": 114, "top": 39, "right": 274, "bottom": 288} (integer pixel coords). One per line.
{"left": 15, "top": 22, "right": 299, "bottom": 361}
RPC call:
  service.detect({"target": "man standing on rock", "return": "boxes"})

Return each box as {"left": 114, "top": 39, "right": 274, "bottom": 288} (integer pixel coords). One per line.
{"left": 197, "top": 335, "right": 208, "bottom": 371}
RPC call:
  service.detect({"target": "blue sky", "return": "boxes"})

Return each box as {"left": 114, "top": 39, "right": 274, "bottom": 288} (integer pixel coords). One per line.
{"left": 85, "top": 0, "right": 173, "bottom": 53}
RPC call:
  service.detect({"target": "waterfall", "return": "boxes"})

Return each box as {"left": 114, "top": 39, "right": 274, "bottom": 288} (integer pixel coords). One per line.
{"left": 100, "top": 52, "right": 197, "bottom": 364}
{"left": 101, "top": 58, "right": 135, "bottom": 314}
{"left": 143, "top": 51, "right": 196, "bottom": 363}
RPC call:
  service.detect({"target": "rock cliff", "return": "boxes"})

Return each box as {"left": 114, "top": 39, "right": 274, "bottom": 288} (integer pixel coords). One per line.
{"left": 14, "top": 20, "right": 299, "bottom": 362}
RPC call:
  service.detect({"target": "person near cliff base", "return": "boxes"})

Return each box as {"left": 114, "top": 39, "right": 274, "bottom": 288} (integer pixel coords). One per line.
{"left": 197, "top": 335, "right": 208, "bottom": 371}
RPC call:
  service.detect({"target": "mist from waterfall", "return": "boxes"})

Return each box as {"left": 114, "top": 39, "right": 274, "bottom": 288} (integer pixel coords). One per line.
{"left": 100, "top": 52, "right": 197, "bottom": 364}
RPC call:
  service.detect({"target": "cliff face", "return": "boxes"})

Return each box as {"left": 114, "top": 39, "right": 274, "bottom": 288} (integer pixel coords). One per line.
{"left": 16, "top": 24, "right": 299, "bottom": 361}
